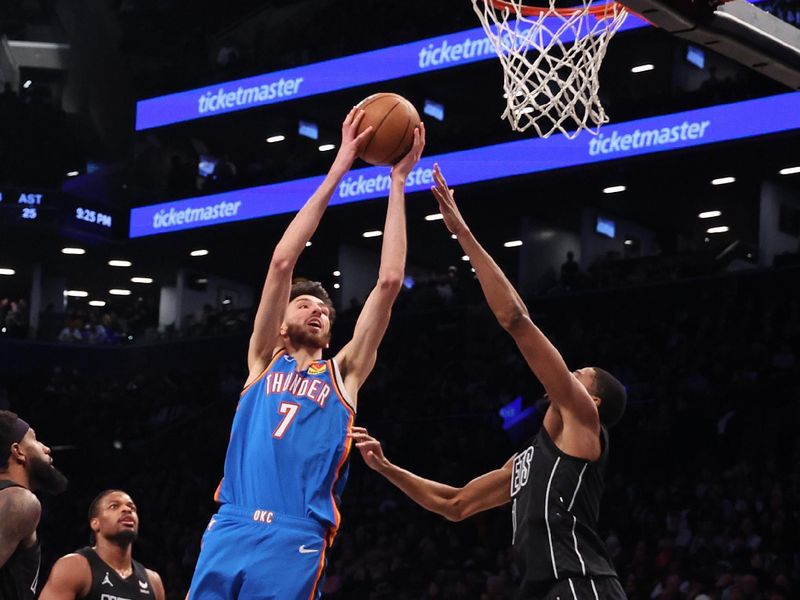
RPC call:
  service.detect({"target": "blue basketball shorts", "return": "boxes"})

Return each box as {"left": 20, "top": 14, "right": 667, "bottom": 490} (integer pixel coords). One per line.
{"left": 188, "top": 504, "right": 331, "bottom": 600}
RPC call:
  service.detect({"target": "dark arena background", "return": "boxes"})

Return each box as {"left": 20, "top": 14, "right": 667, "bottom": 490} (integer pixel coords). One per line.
{"left": 1, "top": 0, "right": 800, "bottom": 598}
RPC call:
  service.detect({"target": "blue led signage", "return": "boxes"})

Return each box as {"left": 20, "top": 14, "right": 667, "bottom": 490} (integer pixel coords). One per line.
{"left": 135, "top": 17, "right": 649, "bottom": 130}
{"left": 130, "top": 92, "right": 800, "bottom": 238}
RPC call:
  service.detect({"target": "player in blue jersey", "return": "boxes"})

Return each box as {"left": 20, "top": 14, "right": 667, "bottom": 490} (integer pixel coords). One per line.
{"left": 188, "top": 107, "right": 425, "bottom": 600}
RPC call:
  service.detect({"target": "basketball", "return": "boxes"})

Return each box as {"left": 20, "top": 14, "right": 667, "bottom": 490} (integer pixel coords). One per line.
{"left": 355, "top": 93, "right": 421, "bottom": 166}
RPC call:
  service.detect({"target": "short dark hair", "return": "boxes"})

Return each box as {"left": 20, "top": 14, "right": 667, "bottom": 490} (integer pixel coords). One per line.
{"left": 88, "top": 489, "right": 126, "bottom": 521}
{"left": 290, "top": 280, "right": 336, "bottom": 324}
{"left": 0, "top": 410, "right": 20, "bottom": 469}
{"left": 88, "top": 489, "right": 126, "bottom": 544}
{"left": 591, "top": 368, "right": 627, "bottom": 428}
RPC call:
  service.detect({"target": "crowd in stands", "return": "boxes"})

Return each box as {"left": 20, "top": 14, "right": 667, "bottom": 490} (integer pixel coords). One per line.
{"left": 2, "top": 264, "right": 797, "bottom": 599}
{"left": 0, "top": 296, "right": 28, "bottom": 338}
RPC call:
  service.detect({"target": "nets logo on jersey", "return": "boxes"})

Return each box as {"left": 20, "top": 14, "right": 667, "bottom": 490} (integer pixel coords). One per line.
{"left": 307, "top": 362, "right": 327, "bottom": 376}
{"left": 511, "top": 446, "right": 534, "bottom": 497}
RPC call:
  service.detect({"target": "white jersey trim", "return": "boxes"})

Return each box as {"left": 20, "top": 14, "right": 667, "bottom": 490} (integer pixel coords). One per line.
{"left": 572, "top": 515, "right": 587, "bottom": 575}
{"left": 567, "top": 463, "right": 588, "bottom": 511}
{"left": 331, "top": 358, "right": 356, "bottom": 412}
{"left": 568, "top": 578, "right": 579, "bottom": 600}
{"left": 545, "top": 456, "right": 561, "bottom": 579}
{"left": 590, "top": 578, "right": 600, "bottom": 600}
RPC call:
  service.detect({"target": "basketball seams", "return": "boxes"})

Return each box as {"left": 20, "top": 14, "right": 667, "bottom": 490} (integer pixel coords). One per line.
{"left": 382, "top": 102, "right": 416, "bottom": 165}
{"left": 361, "top": 100, "right": 402, "bottom": 164}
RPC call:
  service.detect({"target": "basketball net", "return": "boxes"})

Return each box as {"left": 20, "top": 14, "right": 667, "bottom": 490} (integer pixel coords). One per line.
{"left": 472, "top": 0, "right": 628, "bottom": 139}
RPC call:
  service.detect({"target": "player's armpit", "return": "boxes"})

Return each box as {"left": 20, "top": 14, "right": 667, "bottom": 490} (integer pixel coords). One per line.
{"left": 335, "top": 275, "right": 402, "bottom": 395}
{"left": 506, "top": 316, "right": 599, "bottom": 428}
{"left": 38, "top": 554, "right": 92, "bottom": 600}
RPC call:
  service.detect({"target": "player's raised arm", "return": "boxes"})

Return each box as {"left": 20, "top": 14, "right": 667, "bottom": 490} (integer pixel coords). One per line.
{"left": 246, "top": 108, "right": 373, "bottom": 383}
{"left": 335, "top": 124, "right": 426, "bottom": 400}
{"left": 430, "top": 164, "right": 597, "bottom": 427}
{"left": 352, "top": 427, "right": 511, "bottom": 521}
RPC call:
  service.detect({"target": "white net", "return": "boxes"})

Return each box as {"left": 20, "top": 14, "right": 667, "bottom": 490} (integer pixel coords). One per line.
{"left": 472, "top": 0, "right": 628, "bottom": 139}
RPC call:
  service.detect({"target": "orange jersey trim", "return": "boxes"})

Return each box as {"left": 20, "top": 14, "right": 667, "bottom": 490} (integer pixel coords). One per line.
{"left": 308, "top": 414, "right": 354, "bottom": 600}
{"left": 240, "top": 349, "right": 286, "bottom": 397}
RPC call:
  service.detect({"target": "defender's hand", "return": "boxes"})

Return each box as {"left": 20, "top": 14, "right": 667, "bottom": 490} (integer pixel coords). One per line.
{"left": 431, "top": 163, "right": 469, "bottom": 237}
{"left": 351, "top": 426, "right": 390, "bottom": 473}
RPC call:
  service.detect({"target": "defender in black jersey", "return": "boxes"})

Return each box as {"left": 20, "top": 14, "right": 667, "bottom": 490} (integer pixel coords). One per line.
{"left": 39, "top": 490, "right": 165, "bottom": 600}
{"left": 352, "top": 165, "right": 628, "bottom": 600}
{"left": 0, "top": 411, "right": 68, "bottom": 600}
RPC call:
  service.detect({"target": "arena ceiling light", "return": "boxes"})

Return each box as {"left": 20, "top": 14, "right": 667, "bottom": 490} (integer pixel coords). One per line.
{"left": 779, "top": 166, "right": 800, "bottom": 175}
{"left": 190, "top": 249, "right": 209, "bottom": 257}
{"left": 64, "top": 290, "right": 89, "bottom": 297}
{"left": 333, "top": 283, "right": 341, "bottom": 289}
{"left": 0, "top": 268, "right": 16, "bottom": 276}
{"left": 603, "top": 185, "right": 626, "bottom": 194}
{"left": 698, "top": 210, "right": 722, "bottom": 219}
{"left": 109, "top": 289, "right": 132, "bottom": 296}
{"left": 130, "top": 277, "right": 153, "bottom": 284}
{"left": 631, "top": 64, "right": 654, "bottom": 73}
{"left": 461, "top": 255, "right": 470, "bottom": 261}
{"left": 362, "top": 230, "right": 382, "bottom": 238}
{"left": 305, "top": 241, "right": 312, "bottom": 247}
{"left": 706, "top": 226, "right": 730, "bottom": 234}
{"left": 711, "top": 176, "right": 736, "bottom": 185}
{"left": 108, "top": 260, "right": 132, "bottom": 267}
{"left": 266, "top": 135, "right": 285, "bottom": 143}
{"left": 23, "top": 80, "right": 32, "bottom": 89}
{"left": 89, "top": 300, "right": 107, "bottom": 307}
{"left": 333, "top": 270, "right": 341, "bottom": 277}
{"left": 62, "top": 247, "right": 86, "bottom": 255}
{"left": 451, "top": 234, "right": 457, "bottom": 240}
{"left": 504, "top": 240, "right": 523, "bottom": 248}
{"left": 66, "top": 171, "right": 79, "bottom": 177}
{"left": 425, "top": 213, "right": 444, "bottom": 221}
{"left": 318, "top": 144, "right": 336, "bottom": 152}
{"left": 624, "top": 239, "right": 634, "bottom": 246}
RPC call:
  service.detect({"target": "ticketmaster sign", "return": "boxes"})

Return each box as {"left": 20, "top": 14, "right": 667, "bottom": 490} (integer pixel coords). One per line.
{"left": 134, "top": 17, "right": 649, "bottom": 130}
{"left": 129, "top": 92, "right": 800, "bottom": 237}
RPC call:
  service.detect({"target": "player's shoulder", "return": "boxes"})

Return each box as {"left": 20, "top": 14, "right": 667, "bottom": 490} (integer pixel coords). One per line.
{"left": 53, "top": 553, "right": 91, "bottom": 569}
{"left": 0, "top": 485, "right": 40, "bottom": 531}
{"left": 144, "top": 568, "right": 166, "bottom": 600}
{"left": 50, "top": 553, "right": 92, "bottom": 582}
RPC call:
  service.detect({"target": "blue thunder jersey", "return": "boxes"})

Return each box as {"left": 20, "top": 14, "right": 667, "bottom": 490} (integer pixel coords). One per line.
{"left": 216, "top": 350, "right": 356, "bottom": 530}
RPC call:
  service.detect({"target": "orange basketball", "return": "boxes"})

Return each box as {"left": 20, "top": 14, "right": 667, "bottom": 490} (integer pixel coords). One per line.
{"left": 355, "top": 93, "right": 421, "bottom": 166}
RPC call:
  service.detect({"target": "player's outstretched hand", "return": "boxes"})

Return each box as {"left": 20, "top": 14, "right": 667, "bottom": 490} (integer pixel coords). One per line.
{"left": 392, "top": 122, "right": 426, "bottom": 181}
{"left": 333, "top": 107, "right": 374, "bottom": 172}
{"left": 350, "top": 426, "right": 390, "bottom": 473}
{"left": 431, "top": 163, "right": 468, "bottom": 237}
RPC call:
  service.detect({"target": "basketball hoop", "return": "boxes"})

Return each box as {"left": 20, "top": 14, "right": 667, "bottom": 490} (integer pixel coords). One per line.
{"left": 473, "top": 0, "right": 629, "bottom": 139}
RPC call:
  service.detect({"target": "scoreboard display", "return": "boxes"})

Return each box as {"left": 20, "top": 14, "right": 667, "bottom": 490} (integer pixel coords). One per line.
{"left": 0, "top": 188, "right": 121, "bottom": 238}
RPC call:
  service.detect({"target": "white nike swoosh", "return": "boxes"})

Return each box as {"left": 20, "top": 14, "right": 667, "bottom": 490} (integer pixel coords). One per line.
{"left": 298, "top": 545, "right": 320, "bottom": 554}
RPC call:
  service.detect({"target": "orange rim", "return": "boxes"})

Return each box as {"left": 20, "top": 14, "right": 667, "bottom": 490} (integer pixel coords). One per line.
{"left": 487, "top": 0, "right": 624, "bottom": 17}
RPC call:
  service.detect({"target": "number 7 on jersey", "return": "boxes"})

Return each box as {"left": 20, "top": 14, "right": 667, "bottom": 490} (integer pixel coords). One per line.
{"left": 272, "top": 401, "right": 300, "bottom": 439}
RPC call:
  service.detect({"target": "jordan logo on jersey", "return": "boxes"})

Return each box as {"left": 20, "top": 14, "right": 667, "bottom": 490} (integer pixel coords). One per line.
{"left": 265, "top": 371, "right": 331, "bottom": 407}
{"left": 102, "top": 573, "right": 114, "bottom": 587}
{"left": 511, "top": 446, "right": 534, "bottom": 497}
